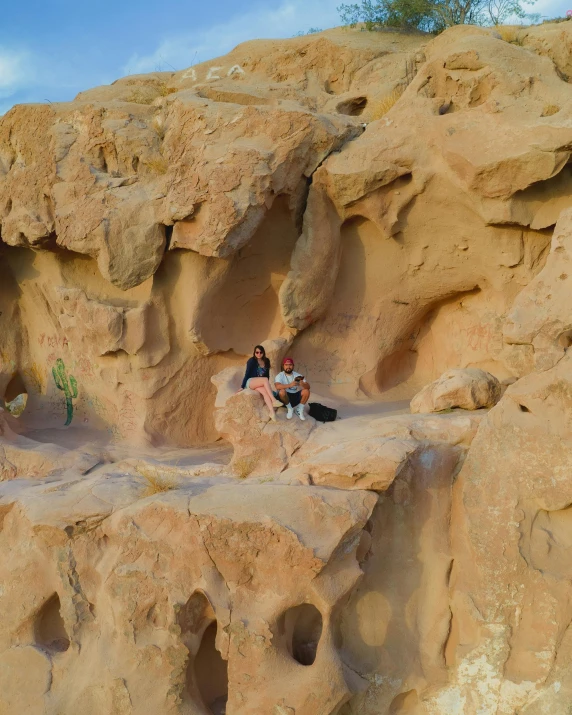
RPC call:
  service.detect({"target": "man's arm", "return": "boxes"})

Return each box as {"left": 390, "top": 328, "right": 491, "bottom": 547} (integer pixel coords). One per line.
{"left": 274, "top": 380, "right": 297, "bottom": 390}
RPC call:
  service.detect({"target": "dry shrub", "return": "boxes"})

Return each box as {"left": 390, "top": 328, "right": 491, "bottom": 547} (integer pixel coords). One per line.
{"left": 158, "top": 83, "right": 177, "bottom": 97}
{"left": 497, "top": 26, "right": 523, "bottom": 45}
{"left": 232, "top": 455, "right": 259, "bottom": 479}
{"left": 136, "top": 462, "right": 179, "bottom": 496}
{"left": 126, "top": 82, "right": 176, "bottom": 105}
{"left": 542, "top": 104, "right": 560, "bottom": 116}
{"left": 145, "top": 157, "right": 169, "bottom": 174}
{"left": 152, "top": 116, "right": 166, "bottom": 139}
{"left": 125, "top": 87, "right": 158, "bottom": 105}
{"left": 365, "top": 86, "right": 404, "bottom": 121}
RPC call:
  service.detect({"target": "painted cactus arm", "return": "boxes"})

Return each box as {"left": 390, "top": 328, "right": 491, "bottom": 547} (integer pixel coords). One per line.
{"left": 51, "top": 358, "right": 78, "bottom": 426}
{"left": 52, "top": 360, "right": 65, "bottom": 392}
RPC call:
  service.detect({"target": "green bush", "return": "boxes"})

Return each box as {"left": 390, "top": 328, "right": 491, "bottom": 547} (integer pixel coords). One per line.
{"left": 338, "top": 0, "right": 538, "bottom": 33}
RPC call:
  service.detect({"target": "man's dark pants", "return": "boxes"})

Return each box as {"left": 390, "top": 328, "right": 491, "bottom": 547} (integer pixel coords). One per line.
{"left": 273, "top": 390, "right": 302, "bottom": 407}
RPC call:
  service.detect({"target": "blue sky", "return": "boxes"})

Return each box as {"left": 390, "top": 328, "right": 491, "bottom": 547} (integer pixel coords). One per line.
{"left": 1, "top": 0, "right": 567, "bottom": 115}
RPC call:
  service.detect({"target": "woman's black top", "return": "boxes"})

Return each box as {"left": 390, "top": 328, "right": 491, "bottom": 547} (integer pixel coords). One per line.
{"left": 241, "top": 357, "right": 270, "bottom": 389}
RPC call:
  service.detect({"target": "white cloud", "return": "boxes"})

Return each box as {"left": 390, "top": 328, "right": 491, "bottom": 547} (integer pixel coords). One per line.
{"left": 123, "top": 0, "right": 340, "bottom": 75}
{"left": 0, "top": 49, "right": 34, "bottom": 97}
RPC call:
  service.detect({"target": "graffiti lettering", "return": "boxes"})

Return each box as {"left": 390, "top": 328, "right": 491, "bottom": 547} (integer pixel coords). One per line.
{"left": 227, "top": 65, "right": 245, "bottom": 76}
{"left": 206, "top": 66, "right": 223, "bottom": 81}
{"left": 39, "top": 334, "right": 69, "bottom": 349}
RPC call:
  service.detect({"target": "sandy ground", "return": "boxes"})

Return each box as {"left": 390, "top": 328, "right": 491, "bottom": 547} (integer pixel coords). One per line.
{"left": 21, "top": 398, "right": 411, "bottom": 470}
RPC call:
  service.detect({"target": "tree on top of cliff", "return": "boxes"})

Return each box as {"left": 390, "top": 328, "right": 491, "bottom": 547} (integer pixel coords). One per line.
{"left": 337, "top": 0, "right": 538, "bottom": 32}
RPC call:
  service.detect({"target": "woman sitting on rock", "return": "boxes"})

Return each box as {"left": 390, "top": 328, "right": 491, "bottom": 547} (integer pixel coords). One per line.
{"left": 238, "top": 345, "right": 277, "bottom": 421}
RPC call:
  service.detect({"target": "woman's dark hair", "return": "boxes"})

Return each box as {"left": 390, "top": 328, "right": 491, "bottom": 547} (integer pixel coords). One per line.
{"left": 253, "top": 345, "right": 270, "bottom": 370}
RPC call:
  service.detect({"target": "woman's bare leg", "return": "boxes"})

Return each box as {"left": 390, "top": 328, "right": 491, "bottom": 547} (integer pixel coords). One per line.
{"left": 249, "top": 377, "right": 276, "bottom": 404}
{"left": 249, "top": 379, "right": 276, "bottom": 419}
{"left": 254, "top": 387, "right": 276, "bottom": 419}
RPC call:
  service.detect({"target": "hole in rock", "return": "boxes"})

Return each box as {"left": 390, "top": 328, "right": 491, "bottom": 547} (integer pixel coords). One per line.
{"left": 34, "top": 593, "right": 70, "bottom": 653}
{"left": 519, "top": 404, "right": 531, "bottom": 413}
{"left": 194, "top": 622, "right": 228, "bottom": 715}
{"left": 356, "top": 529, "right": 373, "bottom": 566}
{"left": 4, "top": 372, "right": 27, "bottom": 417}
{"left": 559, "top": 330, "right": 572, "bottom": 349}
{"left": 336, "top": 96, "right": 368, "bottom": 116}
{"left": 278, "top": 603, "right": 323, "bottom": 666}
{"left": 178, "top": 590, "right": 215, "bottom": 638}
{"left": 389, "top": 689, "right": 420, "bottom": 713}
{"left": 163, "top": 224, "right": 174, "bottom": 251}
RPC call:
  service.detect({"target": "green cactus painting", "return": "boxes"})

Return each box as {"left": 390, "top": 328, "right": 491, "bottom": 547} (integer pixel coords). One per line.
{"left": 52, "top": 358, "right": 78, "bottom": 426}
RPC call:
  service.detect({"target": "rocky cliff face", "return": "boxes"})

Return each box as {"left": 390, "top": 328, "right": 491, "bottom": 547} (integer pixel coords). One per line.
{"left": 1, "top": 19, "right": 572, "bottom": 715}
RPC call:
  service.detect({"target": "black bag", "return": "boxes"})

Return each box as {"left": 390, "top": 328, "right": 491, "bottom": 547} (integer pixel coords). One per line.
{"left": 308, "top": 402, "right": 337, "bottom": 422}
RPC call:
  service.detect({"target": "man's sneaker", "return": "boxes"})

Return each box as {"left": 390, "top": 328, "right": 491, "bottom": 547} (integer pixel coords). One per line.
{"left": 286, "top": 404, "right": 294, "bottom": 420}
{"left": 296, "top": 404, "right": 306, "bottom": 421}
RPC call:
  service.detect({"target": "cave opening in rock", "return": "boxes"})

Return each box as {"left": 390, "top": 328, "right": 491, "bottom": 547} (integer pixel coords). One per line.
{"left": 34, "top": 593, "right": 70, "bottom": 653}
{"left": 278, "top": 603, "right": 323, "bottom": 666}
{"left": 193, "top": 621, "right": 228, "bottom": 715}
{"left": 4, "top": 372, "right": 28, "bottom": 417}
{"left": 163, "top": 224, "right": 174, "bottom": 251}
{"left": 336, "top": 96, "right": 368, "bottom": 116}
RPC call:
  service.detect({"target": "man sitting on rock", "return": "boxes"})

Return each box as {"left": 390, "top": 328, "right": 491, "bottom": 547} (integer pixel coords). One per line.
{"left": 274, "top": 357, "right": 311, "bottom": 421}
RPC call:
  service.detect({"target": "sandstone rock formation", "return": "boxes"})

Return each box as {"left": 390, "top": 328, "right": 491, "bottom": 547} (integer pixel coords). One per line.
{"left": 410, "top": 367, "right": 501, "bottom": 413}
{"left": 214, "top": 385, "right": 316, "bottom": 477}
{"left": 3, "top": 21, "right": 570, "bottom": 445}
{"left": 1, "top": 17, "right": 572, "bottom": 715}
{"left": 0, "top": 469, "right": 377, "bottom": 714}
{"left": 504, "top": 206, "right": 572, "bottom": 375}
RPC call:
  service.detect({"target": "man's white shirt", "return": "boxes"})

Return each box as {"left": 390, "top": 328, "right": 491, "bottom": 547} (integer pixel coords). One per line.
{"left": 275, "top": 371, "right": 303, "bottom": 394}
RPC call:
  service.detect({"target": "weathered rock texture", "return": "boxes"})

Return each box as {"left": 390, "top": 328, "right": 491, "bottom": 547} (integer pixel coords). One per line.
{"left": 410, "top": 367, "right": 501, "bottom": 413}
{"left": 3, "top": 21, "right": 570, "bottom": 445}
{"left": 0, "top": 470, "right": 377, "bottom": 714}
{"left": 1, "top": 17, "right": 572, "bottom": 715}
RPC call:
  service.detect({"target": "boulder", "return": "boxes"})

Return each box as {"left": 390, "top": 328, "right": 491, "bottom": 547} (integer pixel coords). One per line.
{"left": 214, "top": 387, "right": 315, "bottom": 477}
{"left": 410, "top": 368, "right": 501, "bottom": 413}
{"left": 284, "top": 436, "right": 419, "bottom": 491}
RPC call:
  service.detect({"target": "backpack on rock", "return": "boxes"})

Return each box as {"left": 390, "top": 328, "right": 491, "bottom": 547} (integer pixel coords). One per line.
{"left": 308, "top": 402, "right": 337, "bottom": 423}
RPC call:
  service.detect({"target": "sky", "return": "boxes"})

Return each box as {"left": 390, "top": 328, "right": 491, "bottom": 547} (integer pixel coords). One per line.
{"left": 1, "top": 0, "right": 567, "bottom": 115}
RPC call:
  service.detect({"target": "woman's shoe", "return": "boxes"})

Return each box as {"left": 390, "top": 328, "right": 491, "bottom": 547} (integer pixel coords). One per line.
{"left": 269, "top": 411, "right": 277, "bottom": 422}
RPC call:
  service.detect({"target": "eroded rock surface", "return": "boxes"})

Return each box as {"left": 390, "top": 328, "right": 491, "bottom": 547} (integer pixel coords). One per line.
{"left": 0, "top": 469, "right": 376, "bottom": 714}
{"left": 410, "top": 367, "right": 501, "bottom": 413}
{"left": 2, "top": 21, "right": 571, "bottom": 445}
{"left": 1, "top": 17, "right": 572, "bottom": 715}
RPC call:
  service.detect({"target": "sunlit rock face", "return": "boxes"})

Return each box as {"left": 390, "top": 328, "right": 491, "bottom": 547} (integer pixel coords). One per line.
{"left": 0, "top": 473, "right": 377, "bottom": 714}
{"left": 1, "top": 19, "right": 572, "bottom": 715}
{"left": 3, "top": 21, "right": 569, "bottom": 445}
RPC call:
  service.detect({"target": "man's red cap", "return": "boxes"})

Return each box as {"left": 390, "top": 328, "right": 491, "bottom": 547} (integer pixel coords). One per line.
{"left": 282, "top": 357, "right": 294, "bottom": 365}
